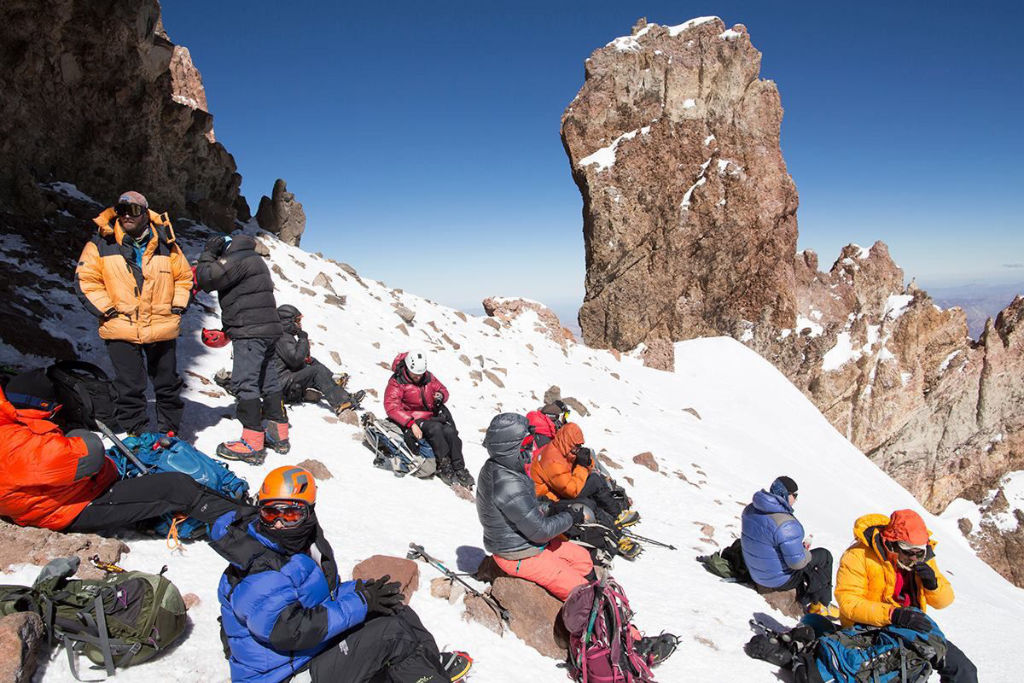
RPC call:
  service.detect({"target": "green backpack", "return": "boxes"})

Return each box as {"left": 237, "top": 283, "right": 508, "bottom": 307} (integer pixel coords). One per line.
{"left": 0, "top": 556, "right": 187, "bottom": 680}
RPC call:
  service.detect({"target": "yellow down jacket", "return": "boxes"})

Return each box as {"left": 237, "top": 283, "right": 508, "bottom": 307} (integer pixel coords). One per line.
{"left": 75, "top": 207, "right": 193, "bottom": 344}
{"left": 835, "top": 513, "right": 954, "bottom": 628}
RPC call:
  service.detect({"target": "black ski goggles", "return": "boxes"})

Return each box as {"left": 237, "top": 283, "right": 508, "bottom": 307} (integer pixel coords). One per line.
{"left": 115, "top": 203, "right": 146, "bottom": 218}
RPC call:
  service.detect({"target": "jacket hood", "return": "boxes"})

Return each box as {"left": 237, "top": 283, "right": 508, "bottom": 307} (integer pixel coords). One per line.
{"left": 549, "top": 422, "right": 584, "bottom": 459}
{"left": 852, "top": 512, "right": 938, "bottom": 564}
{"left": 483, "top": 413, "right": 531, "bottom": 469}
{"left": 223, "top": 233, "right": 256, "bottom": 254}
{"left": 93, "top": 207, "right": 174, "bottom": 243}
{"left": 752, "top": 489, "right": 793, "bottom": 514}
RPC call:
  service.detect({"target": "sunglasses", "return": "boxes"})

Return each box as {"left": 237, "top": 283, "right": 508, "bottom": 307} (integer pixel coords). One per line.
{"left": 259, "top": 502, "right": 310, "bottom": 527}
{"left": 896, "top": 543, "right": 926, "bottom": 559}
{"left": 115, "top": 203, "right": 146, "bottom": 218}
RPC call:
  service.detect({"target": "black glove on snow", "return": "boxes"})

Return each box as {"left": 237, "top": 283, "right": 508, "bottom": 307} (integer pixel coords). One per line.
{"left": 574, "top": 447, "right": 593, "bottom": 468}
{"left": 913, "top": 562, "right": 938, "bottom": 591}
{"left": 890, "top": 608, "right": 931, "bottom": 632}
{"left": 355, "top": 575, "right": 403, "bottom": 616}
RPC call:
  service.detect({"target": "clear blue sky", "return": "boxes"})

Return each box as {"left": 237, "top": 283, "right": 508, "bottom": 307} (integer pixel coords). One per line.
{"left": 163, "top": 1, "right": 1024, "bottom": 321}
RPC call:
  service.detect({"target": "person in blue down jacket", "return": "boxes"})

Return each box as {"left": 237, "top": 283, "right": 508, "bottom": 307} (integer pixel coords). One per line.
{"left": 740, "top": 476, "right": 837, "bottom": 617}
{"left": 210, "top": 465, "right": 471, "bottom": 683}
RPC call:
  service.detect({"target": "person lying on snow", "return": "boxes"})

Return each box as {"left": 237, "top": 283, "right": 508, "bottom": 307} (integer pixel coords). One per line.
{"left": 530, "top": 422, "right": 642, "bottom": 560}
{"left": 476, "top": 412, "right": 596, "bottom": 600}
{"left": 384, "top": 350, "right": 473, "bottom": 489}
{"left": 195, "top": 234, "right": 289, "bottom": 462}
{"left": 835, "top": 509, "right": 977, "bottom": 683}
{"left": 210, "top": 465, "right": 471, "bottom": 683}
{"left": 272, "top": 304, "right": 366, "bottom": 415}
{"left": 740, "top": 476, "right": 838, "bottom": 618}
{"left": 0, "top": 372, "right": 246, "bottom": 534}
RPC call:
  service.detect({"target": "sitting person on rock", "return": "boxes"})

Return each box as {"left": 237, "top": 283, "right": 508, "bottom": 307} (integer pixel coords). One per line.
{"left": 741, "top": 476, "right": 837, "bottom": 617}
{"left": 531, "top": 421, "right": 640, "bottom": 535}
{"left": 0, "top": 371, "right": 246, "bottom": 534}
{"left": 211, "top": 465, "right": 471, "bottom": 683}
{"left": 835, "top": 509, "right": 976, "bottom": 683}
{"left": 476, "top": 412, "right": 595, "bottom": 601}
{"left": 384, "top": 350, "right": 473, "bottom": 489}
{"left": 273, "top": 304, "right": 366, "bottom": 415}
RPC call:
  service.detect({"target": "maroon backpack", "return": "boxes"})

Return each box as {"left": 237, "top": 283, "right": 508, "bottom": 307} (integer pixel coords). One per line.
{"left": 561, "top": 578, "right": 656, "bottom": 683}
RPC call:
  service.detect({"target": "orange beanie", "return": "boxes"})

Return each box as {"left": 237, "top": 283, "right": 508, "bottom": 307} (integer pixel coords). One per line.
{"left": 881, "top": 509, "right": 929, "bottom": 546}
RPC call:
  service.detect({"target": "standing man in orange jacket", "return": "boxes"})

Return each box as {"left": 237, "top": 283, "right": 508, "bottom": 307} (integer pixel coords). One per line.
{"left": 835, "top": 509, "right": 977, "bottom": 683}
{"left": 75, "top": 191, "right": 192, "bottom": 435}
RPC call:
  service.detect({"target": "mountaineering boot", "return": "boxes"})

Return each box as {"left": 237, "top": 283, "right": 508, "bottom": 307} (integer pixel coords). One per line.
{"left": 636, "top": 633, "right": 681, "bottom": 668}
{"left": 216, "top": 428, "right": 266, "bottom": 464}
{"left": 614, "top": 509, "right": 641, "bottom": 529}
{"left": 439, "top": 651, "right": 472, "bottom": 682}
{"left": 334, "top": 390, "right": 366, "bottom": 415}
{"left": 454, "top": 468, "right": 475, "bottom": 489}
{"left": 617, "top": 535, "right": 643, "bottom": 561}
{"left": 436, "top": 463, "right": 456, "bottom": 487}
{"left": 303, "top": 387, "right": 324, "bottom": 403}
{"left": 806, "top": 602, "right": 841, "bottom": 619}
{"left": 333, "top": 372, "right": 349, "bottom": 388}
{"left": 265, "top": 421, "right": 291, "bottom": 454}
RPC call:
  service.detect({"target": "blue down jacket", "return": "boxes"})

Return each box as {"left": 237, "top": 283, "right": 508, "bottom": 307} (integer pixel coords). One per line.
{"left": 741, "top": 489, "right": 811, "bottom": 588}
{"left": 210, "top": 510, "right": 368, "bottom": 683}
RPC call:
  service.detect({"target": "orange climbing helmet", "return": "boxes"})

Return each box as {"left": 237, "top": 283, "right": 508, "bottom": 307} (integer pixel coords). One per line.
{"left": 258, "top": 465, "right": 317, "bottom": 506}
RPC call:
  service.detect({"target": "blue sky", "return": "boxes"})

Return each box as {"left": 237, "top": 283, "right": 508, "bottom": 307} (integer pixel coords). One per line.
{"left": 163, "top": 1, "right": 1024, "bottom": 321}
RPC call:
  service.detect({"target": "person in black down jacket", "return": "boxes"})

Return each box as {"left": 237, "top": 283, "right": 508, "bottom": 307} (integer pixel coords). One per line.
{"left": 272, "top": 305, "right": 366, "bottom": 416}
{"left": 476, "top": 412, "right": 595, "bottom": 600}
{"left": 196, "top": 234, "right": 287, "bottom": 463}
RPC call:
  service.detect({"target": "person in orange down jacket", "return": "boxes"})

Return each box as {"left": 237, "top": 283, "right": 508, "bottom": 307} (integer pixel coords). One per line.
{"left": 75, "top": 191, "right": 192, "bottom": 435}
{"left": 835, "top": 509, "right": 977, "bottom": 683}
{"left": 0, "top": 371, "right": 245, "bottom": 534}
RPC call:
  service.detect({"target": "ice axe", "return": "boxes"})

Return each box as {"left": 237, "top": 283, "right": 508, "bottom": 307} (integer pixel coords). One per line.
{"left": 94, "top": 419, "right": 150, "bottom": 474}
{"left": 406, "top": 543, "right": 510, "bottom": 623}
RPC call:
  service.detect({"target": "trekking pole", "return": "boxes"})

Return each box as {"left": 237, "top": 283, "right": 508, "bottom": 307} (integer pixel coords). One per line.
{"left": 406, "top": 543, "right": 510, "bottom": 623}
{"left": 621, "top": 529, "right": 677, "bottom": 550}
{"left": 94, "top": 419, "right": 150, "bottom": 474}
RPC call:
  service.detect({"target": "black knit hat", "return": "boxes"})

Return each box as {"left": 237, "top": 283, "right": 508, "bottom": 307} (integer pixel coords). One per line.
{"left": 5, "top": 368, "right": 58, "bottom": 411}
{"left": 770, "top": 476, "right": 799, "bottom": 498}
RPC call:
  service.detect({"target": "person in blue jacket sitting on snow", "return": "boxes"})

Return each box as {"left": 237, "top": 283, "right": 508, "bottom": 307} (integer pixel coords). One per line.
{"left": 209, "top": 465, "right": 471, "bottom": 683}
{"left": 740, "top": 475, "right": 838, "bottom": 618}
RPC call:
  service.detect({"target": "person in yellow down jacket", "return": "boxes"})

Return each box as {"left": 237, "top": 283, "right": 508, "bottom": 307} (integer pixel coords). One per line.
{"left": 835, "top": 509, "right": 977, "bottom": 683}
{"left": 75, "top": 191, "right": 192, "bottom": 435}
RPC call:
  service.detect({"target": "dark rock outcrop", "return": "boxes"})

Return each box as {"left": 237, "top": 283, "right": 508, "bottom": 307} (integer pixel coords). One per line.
{"left": 351, "top": 555, "right": 419, "bottom": 605}
{"left": 256, "top": 179, "right": 306, "bottom": 246}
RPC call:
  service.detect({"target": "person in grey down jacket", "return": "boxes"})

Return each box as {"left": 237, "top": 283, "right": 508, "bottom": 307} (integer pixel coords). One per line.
{"left": 476, "top": 412, "right": 595, "bottom": 600}
{"left": 740, "top": 476, "right": 836, "bottom": 616}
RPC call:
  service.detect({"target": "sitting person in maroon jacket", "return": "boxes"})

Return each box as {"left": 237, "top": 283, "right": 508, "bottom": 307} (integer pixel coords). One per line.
{"left": 384, "top": 350, "right": 474, "bottom": 489}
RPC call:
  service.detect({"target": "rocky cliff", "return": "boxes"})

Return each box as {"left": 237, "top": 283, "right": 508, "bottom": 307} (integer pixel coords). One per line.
{"left": 0, "top": 0, "right": 246, "bottom": 230}
{"left": 564, "top": 17, "right": 1024, "bottom": 581}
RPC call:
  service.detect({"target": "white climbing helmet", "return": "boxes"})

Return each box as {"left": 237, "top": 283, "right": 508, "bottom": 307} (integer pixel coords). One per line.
{"left": 405, "top": 350, "right": 427, "bottom": 375}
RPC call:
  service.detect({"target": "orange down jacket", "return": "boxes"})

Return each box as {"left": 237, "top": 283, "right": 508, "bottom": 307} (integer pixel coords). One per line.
{"left": 0, "top": 387, "right": 117, "bottom": 530}
{"left": 531, "top": 422, "right": 590, "bottom": 501}
{"left": 835, "top": 513, "right": 954, "bottom": 628}
{"left": 75, "top": 207, "right": 192, "bottom": 343}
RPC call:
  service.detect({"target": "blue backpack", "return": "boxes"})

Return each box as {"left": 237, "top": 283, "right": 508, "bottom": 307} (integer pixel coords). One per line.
{"left": 806, "top": 611, "right": 947, "bottom": 683}
{"left": 106, "top": 433, "right": 250, "bottom": 540}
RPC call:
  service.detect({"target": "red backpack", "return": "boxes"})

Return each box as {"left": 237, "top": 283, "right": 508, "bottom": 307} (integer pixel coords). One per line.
{"left": 561, "top": 578, "right": 656, "bottom": 683}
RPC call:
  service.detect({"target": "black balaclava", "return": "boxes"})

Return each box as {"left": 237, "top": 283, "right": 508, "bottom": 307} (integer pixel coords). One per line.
{"left": 259, "top": 506, "right": 319, "bottom": 555}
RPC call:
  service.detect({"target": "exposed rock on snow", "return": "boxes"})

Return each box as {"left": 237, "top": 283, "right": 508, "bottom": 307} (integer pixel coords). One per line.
{"left": 0, "top": 612, "right": 44, "bottom": 683}
{"left": 0, "top": 520, "right": 128, "bottom": 581}
{"left": 256, "top": 179, "right": 307, "bottom": 246}
{"left": 482, "top": 297, "right": 576, "bottom": 347}
{"left": 352, "top": 555, "right": 420, "bottom": 605}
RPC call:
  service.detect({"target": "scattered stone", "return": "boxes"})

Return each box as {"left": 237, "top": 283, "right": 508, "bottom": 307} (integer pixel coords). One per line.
{"left": 254, "top": 239, "right": 271, "bottom": 257}
{"left": 482, "top": 318, "right": 501, "bottom": 331}
{"left": 624, "top": 476, "right": 634, "bottom": 486}
{"left": 597, "top": 453, "right": 622, "bottom": 470}
{"left": 483, "top": 370, "right": 505, "bottom": 388}
{"left": 490, "top": 576, "right": 569, "bottom": 659}
{"left": 492, "top": 367, "right": 508, "bottom": 375}
{"left": 312, "top": 272, "right": 336, "bottom": 293}
{"left": 958, "top": 518, "right": 973, "bottom": 536}
{"left": 610, "top": 372, "right": 620, "bottom": 380}
{"left": 184, "top": 370, "right": 211, "bottom": 385}
{"left": 183, "top": 593, "right": 201, "bottom": 610}
{"left": 452, "top": 485, "right": 476, "bottom": 503}
{"left": 463, "top": 593, "right": 504, "bottom": 634}
{"left": 324, "top": 294, "right": 347, "bottom": 308}
{"left": 454, "top": 311, "right": 468, "bottom": 322}
{"left": 0, "top": 520, "right": 128, "bottom": 580}
{"left": 322, "top": 415, "right": 339, "bottom": 424}
{"left": 297, "top": 459, "right": 334, "bottom": 480}
{"left": 396, "top": 323, "right": 409, "bottom": 336}
{"left": 336, "top": 410, "right": 359, "bottom": 426}
{"left": 694, "top": 634, "right": 719, "bottom": 650}
{"left": 561, "top": 397, "right": 590, "bottom": 417}
{"left": 395, "top": 305, "right": 416, "bottom": 325}
{"left": 271, "top": 263, "right": 290, "bottom": 281}
{"left": 366, "top": 388, "right": 379, "bottom": 398}
{"left": 430, "top": 577, "right": 452, "bottom": 599}
{"left": 338, "top": 262, "right": 358, "bottom": 277}
{"left": 0, "top": 612, "right": 44, "bottom": 683}
{"left": 757, "top": 585, "right": 804, "bottom": 620}
{"left": 543, "top": 386, "right": 561, "bottom": 405}
{"left": 696, "top": 523, "right": 715, "bottom": 538}
{"left": 683, "top": 407, "right": 702, "bottom": 420}
{"left": 442, "top": 333, "right": 460, "bottom": 350}
{"left": 469, "top": 370, "right": 483, "bottom": 382}
{"left": 633, "top": 452, "right": 658, "bottom": 472}
{"left": 378, "top": 362, "right": 391, "bottom": 370}
{"left": 372, "top": 342, "right": 381, "bottom": 349}
{"left": 299, "top": 286, "right": 316, "bottom": 297}
{"left": 351, "top": 555, "right": 419, "bottom": 605}
{"left": 474, "top": 355, "right": 485, "bottom": 367}
{"left": 330, "top": 351, "right": 342, "bottom": 366}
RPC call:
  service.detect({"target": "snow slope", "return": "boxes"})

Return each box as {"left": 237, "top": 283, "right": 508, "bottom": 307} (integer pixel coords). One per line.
{"left": 2, "top": 206, "right": 1023, "bottom": 681}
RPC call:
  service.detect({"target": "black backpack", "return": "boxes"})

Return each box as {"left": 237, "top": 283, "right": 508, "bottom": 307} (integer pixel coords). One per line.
{"left": 47, "top": 360, "right": 119, "bottom": 432}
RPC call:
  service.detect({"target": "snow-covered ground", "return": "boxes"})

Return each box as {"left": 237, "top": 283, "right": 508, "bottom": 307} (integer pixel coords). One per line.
{"left": 2, "top": 207, "right": 1023, "bottom": 681}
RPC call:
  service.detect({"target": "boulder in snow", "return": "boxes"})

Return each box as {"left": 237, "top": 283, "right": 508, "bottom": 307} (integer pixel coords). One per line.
{"left": 0, "top": 612, "right": 44, "bottom": 683}
{"left": 351, "top": 555, "right": 419, "bottom": 605}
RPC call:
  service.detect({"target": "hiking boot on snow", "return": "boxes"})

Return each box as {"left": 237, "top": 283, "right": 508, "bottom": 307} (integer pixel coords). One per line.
{"left": 439, "top": 650, "right": 472, "bottom": 681}
{"left": 436, "top": 466, "right": 456, "bottom": 487}
{"left": 617, "top": 536, "right": 643, "bottom": 561}
{"left": 454, "top": 468, "right": 475, "bottom": 489}
{"left": 333, "top": 372, "right": 349, "bottom": 388}
{"left": 216, "top": 428, "right": 266, "bottom": 465}
{"left": 636, "top": 633, "right": 680, "bottom": 668}
{"left": 349, "top": 389, "right": 366, "bottom": 409}
{"left": 334, "top": 390, "right": 365, "bottom": 415}
{"left": 614, "top": 509, "right": 641, "bottom": 529}
{"left": 303, "top": 387, "right": 324, "bottom": 403}
{"left": 806, "top": 602, "right": 841, "bottom": 619}
{"left": 265, "top": 421, "right": 291, "bottom": 454}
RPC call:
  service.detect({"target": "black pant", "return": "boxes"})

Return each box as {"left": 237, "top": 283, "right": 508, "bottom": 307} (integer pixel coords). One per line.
{"left": 106, "top": 339, "right": 183, "bottom": 433}
{"left": 66, "top": 472, "right": 248, "bottom": 533}
{"left": 283, "top": 360, "right": 353, "bottom": 409}
{"left": 420, "top": 418, "right": 464, "bottom": 472}
{"left": 936, "top": 641, "right": 977, "bottom": 683}
{"left": 774, "top": 547, "right": 833, "bottom": 606}
{"left": 232, "top": 338, "right": 286, "bottom": 430}
{"left": 578, "top": 471, "right": 626, "bottom": 518}
{"left": 307, "top": 608, "right": 447, "bottom": 683}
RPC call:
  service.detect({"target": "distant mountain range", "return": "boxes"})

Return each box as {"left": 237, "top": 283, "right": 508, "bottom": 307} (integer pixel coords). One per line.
{"left": 926, "top": 281, "right": 1024, "bottom": 339}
